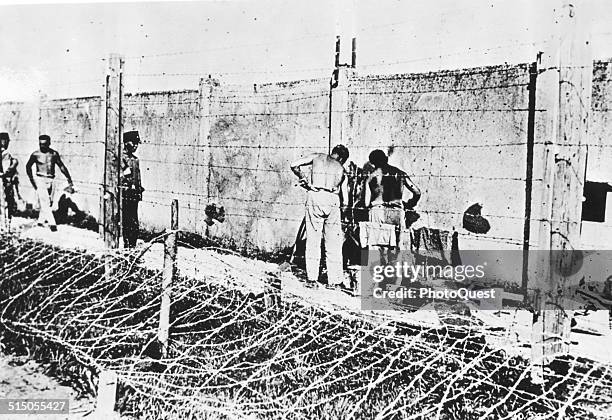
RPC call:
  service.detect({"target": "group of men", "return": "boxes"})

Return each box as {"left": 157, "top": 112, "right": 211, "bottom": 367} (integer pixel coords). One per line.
{"left": 3, "top": 131, "right": 416, "bottom": 278}
{"left": 0, "top": 130, "right": 144, "bottom": 248}
{"left": 290, "top": 144, "right": 421, "bottom": 290}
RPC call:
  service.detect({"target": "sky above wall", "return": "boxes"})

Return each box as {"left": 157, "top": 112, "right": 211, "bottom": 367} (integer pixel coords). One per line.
{"left": 1, "top": 0, "right": 611, "bottom": 101}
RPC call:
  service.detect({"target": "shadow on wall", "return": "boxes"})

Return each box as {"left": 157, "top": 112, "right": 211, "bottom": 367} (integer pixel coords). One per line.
{"left": 139, "top": 203, "right": 295, "bottom": 265}
{"left": 14, "top": 193, "right": 297, "bottom": 266}
{"left": 463, "top": 203, "right": 491, "bottom": 234}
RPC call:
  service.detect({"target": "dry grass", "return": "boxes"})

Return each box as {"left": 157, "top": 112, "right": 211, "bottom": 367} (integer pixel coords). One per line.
{"left": 1, "top": 234, "right": 611, "bottom": 419}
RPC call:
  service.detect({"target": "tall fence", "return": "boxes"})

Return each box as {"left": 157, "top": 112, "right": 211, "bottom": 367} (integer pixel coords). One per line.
{"left": 1, "top": 60, "right": 612, "bottom": 274}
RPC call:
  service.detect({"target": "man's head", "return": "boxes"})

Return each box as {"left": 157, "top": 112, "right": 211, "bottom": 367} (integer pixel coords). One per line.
{"left": 331, "top": 144, "right": 349, "bottom": 165}
{"left": 123, "top": 130, "right": 141, "bottom": 154}
{"left": 39, "top": 134, "right": 51, "bottom": 152}
{"left": 0, "top": 132, "right": 9, "bottom": 150}
{"left": 368, "top": 149, "right": 388, "bottom": 169}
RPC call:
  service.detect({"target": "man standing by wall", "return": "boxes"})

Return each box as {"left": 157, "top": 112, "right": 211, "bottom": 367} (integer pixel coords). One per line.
{"left": 290, "top": 144, "right": 349, "bottom": 289}
{"left": 25, "top": 135, "right": 74, "bottom": 232}
{"left": 364, "top": 149, "right": 421, "bottom": 285}
{"left": 121, "top": 130, "right": 144, "bottom": 248}
{"left": 0, "top": 132, "right": 18, "bottom": 218}
{"left": 365, "top": 149, "right": 421, "bottom": 226}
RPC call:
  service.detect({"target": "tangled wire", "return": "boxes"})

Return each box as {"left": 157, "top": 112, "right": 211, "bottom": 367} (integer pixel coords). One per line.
{"left": 0, "top": 233, "right": 611, "bottom": 419}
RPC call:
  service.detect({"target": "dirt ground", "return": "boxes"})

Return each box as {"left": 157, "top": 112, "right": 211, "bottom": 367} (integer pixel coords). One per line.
{"left": 3, "top": 217, "right": 612, "bottom": 419}
{"left": 0, "top": 351, "right": 96, "bottom": 419}
{"left": 8, "top": 216, "right": 612, "bottom": 362}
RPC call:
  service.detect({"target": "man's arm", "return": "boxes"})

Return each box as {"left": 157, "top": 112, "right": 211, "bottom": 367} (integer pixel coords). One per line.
{"left": 339, "top": 173, "right": 348, "bottom": 210}
{"left": 120, "top": 155, "right": 130, "bottom": 186}
{"left": 0, "top": 155, "right": 17, "bottom": 179}
{"left": 290, "top": 154, "right": 315, "bottom": 178}
{"left": 135, "top": 158, "right": 144, "bottom": 192}
{"left": 402, "top": 171, "right": 421, "bottom": 206}
{"left": 25, "top": 154, "right": 36, "bottom": 188}
{"left": 364, "top": 174, "right": 373, "bottom": 208}
{"left": 3, "top": 156, "right": 18, "bottom": 178}
{"left": 55, "top": 153, "right": 74, "bottom": 186}
{"left": 290, "top": 154, "right": 316, "bottom": 189}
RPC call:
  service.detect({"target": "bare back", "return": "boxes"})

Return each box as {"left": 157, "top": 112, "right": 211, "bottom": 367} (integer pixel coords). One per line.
{"left": 310, "top": 154, "right": 345, "bottom": 192}
{"left": 367, "top": 165, "right": 404, "bottom": 206}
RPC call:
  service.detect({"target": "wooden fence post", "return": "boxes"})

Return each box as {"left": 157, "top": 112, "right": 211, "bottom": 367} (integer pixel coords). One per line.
{"left": 264, "top": 270, "right": 282, "bottom": 317}
{"left": 531, "top": 0, "right": 592, "bottom": 383}
{"left": 102, "top": 53, "right": 124, "bottom": 249}
{"left": 95, "top": 370, "right": 118, "bottom": 416}
{"left": 0, "top": 153, "right": 8, "bottom": 232}
{"left": 158, "top": 199, "right": 178, "bottom": 357}
{"left": 521, "top": 61, "right": 538, "bottom": 299}
{"left": 329, "top": 62, "right": 354, "bottom": 152}
{"left": 197, "top": 77, "right": 213, "bottom": 234}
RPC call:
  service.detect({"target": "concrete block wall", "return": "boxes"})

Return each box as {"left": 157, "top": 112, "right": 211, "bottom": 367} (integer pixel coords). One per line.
{"left": 122, "top": 89, "right": 202, "bottom": 232}
{"left": 0, "top": 97, "right": 105, "bottom": 220}
{"left": 207, "top": 78, "right": 331, "bottom": 250}
{"left": 346, "top": 65, "right": 532, "bottom": 251}
{"left": 38, "top": 97, "right": 105, "bottom": 218}
{"left": 1, "top": 60, "right": 611, "bottom": 263}
{"left": 0, "top": 101, "right": 41, "bottom": 206}
{"left": 580, "top": 60, "right": 612, "bottom": 249}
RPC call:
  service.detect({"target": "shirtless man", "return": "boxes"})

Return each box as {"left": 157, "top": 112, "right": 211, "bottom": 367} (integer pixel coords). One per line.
{"left": 365, "top": 150, "right": 420, "bottom": 286}
{"left": 365, "top": 149, "right": 420, "bottom": 227}
{"left": 0, "top": 132, "right": 18, "bottom": 218}
{"left": 26, "top": 135, "right": 74, "bottom": 231}
{"left": 290, "top": 144, "right": 349, "bottom": 289}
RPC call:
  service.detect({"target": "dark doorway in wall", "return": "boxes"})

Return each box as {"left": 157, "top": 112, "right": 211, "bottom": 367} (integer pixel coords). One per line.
{"left": 582, "top": 181, "right": 612, "bottom": 223}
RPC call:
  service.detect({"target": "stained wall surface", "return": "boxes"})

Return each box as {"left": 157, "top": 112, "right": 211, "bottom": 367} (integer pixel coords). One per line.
{"left": 1, "top": 61, "right": 610, "bottom": 268}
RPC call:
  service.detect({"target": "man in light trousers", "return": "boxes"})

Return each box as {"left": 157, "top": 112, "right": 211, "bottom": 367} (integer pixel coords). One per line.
{"left": 290, "top": 144, "right": 349, "bottom": 289}
{"left": 26, "top": 134, "right": 74, "bottom": 232}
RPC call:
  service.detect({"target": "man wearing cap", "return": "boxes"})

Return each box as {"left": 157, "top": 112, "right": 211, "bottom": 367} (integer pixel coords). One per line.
{"left": 25, "top": 135, "right": 74, "bottom": 232}
{"left": 0, "top": 132, "right": 18, "bottom": 218}
{"left": 121, "top": 130, "right": 144, "bottom": 248}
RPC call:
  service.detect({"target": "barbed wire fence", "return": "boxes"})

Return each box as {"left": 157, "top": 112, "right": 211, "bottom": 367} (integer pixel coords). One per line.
{"left": 1, "top": 233, "right": 611, "bottom": 419}
{"left": 1, "top": 31, "right": 612, "bottom": 419}
{"left": 0, "top": 48, "right": 608, "bottom": 279}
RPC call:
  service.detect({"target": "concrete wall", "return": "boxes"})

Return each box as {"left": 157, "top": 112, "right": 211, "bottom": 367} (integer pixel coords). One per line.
{"left": 123, "top": 89, "right": 201, "bottom": 232}
{"left": 346, "top": 65, "right": 532, "bottom": 251}
{"left": 0, "top": 100, "right": 40, "bottom": 205}
{"left": 206, "top": 78, "right": 330, "bottom": 249}
{"left": 581, "top": 60, "right": 612, "bottom": 249}
{"left": 38, "top": 97, "right": 105, "bottom": 218}
{"left": 119, "top": 79, "right": 331, "bottom": 248}
{"left": 1, "top": 60, "right": 611, "bottom": 263}
{"left": 0, "top": 97, "right": 104, "bottom": 219}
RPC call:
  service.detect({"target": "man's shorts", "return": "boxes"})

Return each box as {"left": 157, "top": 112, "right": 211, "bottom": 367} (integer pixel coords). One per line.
{"left": 369, "top": 205, "right": 405, "bottom": 229}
